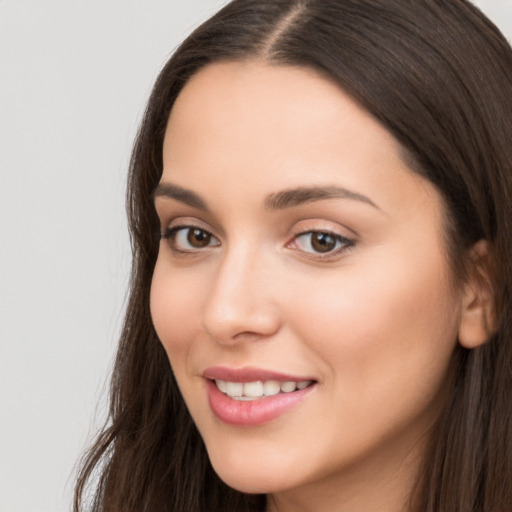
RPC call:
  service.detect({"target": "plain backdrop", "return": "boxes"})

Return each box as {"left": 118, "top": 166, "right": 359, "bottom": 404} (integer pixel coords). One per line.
{"left": 0, "top": 1, "right": 510, "bottom": 511}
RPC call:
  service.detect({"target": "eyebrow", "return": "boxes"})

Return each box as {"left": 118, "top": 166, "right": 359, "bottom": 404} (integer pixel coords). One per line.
{"left": 264, "top": 185, "right": 380, "bottom": 211}
{"left": 153, "top": 182, "right": 379, "bottom": 212}
{"left": 153, "top": 183, "right": 209, "bottom": 211}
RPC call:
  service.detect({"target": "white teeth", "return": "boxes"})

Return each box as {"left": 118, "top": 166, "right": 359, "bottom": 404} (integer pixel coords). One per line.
{"left": 225, "top": 381, "right": 243, "bottom": 397}
{"left": 214, "top": 379, "right": 313, "bottom": 399}
{"left": 280, "top": 381, "right": 297, "bottom": 393}
{"left": 243, "top": 381, "right": 264, "bottom": 397}
{"left": 262, "top": 380, "right": 281, "bottom": 396}
{"left": 215, "top": 379, "right": 227, "bottom": 393}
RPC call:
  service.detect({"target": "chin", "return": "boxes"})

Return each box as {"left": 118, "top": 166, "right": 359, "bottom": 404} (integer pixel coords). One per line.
{"left": 214, "top": 470, "right": 285, "bottom": 495}
{"left": 207, "top": 449, "right": 296, "bottom": 495}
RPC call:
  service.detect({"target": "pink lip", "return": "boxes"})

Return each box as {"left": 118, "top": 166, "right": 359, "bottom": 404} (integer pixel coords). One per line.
{"left": 203, "top": 366, "right": 316, "bottom": 383}
{"left": 203, "top": 366, "right": 317, "bottom": 427}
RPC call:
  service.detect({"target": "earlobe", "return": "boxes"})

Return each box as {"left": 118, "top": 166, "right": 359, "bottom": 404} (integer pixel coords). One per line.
{"left": 458, "top": 240, "right": 496, "bottom": 349}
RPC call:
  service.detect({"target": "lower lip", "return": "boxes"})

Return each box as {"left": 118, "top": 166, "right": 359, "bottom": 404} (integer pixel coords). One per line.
{"left": 206, "top": 380, "right": 316, "bottom": 427}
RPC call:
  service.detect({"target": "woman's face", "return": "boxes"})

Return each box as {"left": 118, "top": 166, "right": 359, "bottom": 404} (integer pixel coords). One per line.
{"left": 151, "top": 62, "right": 464, "bottom": 504}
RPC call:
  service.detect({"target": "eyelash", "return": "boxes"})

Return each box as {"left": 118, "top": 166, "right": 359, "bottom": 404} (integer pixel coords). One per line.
{"left": 161, "top": 225, "right": 354, "bottom": 259}
{"left": 287, "top": 230, "right": 354, "bottom": 259}
{"left": 162, "top": 225, "right": 220, "bottom": 253}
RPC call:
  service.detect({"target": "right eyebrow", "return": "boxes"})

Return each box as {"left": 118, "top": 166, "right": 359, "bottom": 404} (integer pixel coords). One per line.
{"left": 264, "top": 185, "right": 380, "bottom": 211}
{"left": 152, "top": 183, "right": 209, "bottom": 211}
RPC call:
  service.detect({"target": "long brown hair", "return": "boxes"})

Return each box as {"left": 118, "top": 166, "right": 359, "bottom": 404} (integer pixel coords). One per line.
{"left": 74, "top": 1, "right": 512, "bottom": 510}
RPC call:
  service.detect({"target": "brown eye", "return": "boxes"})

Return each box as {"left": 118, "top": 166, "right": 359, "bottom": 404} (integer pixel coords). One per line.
{"left": 187, "top": 228, "right": 212, "bottom": 248}
{"left": 293, "top": 230, "right": 353, "bottom": 256}
{"left": 310, "top": 232, "right": 336, "bottom": 253}
{"left": 162, "top": 226, "right": 219, "bottom": 252}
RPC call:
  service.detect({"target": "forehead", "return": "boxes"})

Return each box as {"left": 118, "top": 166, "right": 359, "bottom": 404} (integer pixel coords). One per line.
{"left": 162, "top": 60, "right": 438, "bottom": 217}
{"left": 165, "top": 60, "right": 397, "bottom": 157}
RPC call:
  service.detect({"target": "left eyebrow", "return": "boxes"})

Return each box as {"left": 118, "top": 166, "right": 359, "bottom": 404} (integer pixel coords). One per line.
{"left": 152, "top": 182, "right": 209, "bottom": 211}
{"left": 264, "top": 185, "right": 380, "bottom": 211}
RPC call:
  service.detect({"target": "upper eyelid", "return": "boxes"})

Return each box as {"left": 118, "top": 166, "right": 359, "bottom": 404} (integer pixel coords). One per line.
{"left": 159, "top": 216, "right": 217, "bottom": 233}
{"left": 292, "top": 227, "right": 350, "bottom": 238}
{"left": 154, "top": 200, "right": 359, "bottom": 234}
{"left": 289, "top": 220, "right": 358, "bottom": 240}
{"left": 164, "top": 224, "right": 219, "bottom": 242}
{"left": 290, "top": 230, "right": 354, "bottom": 247}
{"left": 155, "top": 207, "right": 227, "bottom": 235}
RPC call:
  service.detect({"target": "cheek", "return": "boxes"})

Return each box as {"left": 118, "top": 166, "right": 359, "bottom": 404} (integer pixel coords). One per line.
{"left": 285, "top": 247, "right": 460, "bottom": 406}
{"left": 149, "top": 261, "right": 204, "bottom": 363}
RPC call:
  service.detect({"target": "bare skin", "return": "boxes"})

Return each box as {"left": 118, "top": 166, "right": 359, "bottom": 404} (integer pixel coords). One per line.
{"left": 150, "top": 61, "right": 490, "bottom": 512}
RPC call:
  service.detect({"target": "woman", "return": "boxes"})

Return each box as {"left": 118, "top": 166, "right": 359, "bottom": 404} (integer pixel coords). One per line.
{"left": 75, "top": 1, "right": 512, "bottom": 511}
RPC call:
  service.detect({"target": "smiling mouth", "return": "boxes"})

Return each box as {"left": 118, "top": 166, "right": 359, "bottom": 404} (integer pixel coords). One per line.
{"left": 213, "top": 379, "right": 315, "bottom": 401}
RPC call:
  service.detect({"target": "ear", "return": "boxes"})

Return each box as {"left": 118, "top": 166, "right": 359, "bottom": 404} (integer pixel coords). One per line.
{"left": 458, "top": 240, "right": 496, "bottom": 349}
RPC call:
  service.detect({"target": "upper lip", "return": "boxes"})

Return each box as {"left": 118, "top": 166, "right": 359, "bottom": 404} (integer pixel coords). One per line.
{"left": 202, "top": 366, "right": 316, "bottom": 383}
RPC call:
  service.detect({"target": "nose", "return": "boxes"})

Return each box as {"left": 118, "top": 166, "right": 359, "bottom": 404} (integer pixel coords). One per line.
{"left": 201, "top": 246, "right": 281, "bottom": 345}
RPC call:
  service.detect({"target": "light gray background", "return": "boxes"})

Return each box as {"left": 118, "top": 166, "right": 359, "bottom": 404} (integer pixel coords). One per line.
{"left": 0, "top": 1, "right": 510, "bottom": 511}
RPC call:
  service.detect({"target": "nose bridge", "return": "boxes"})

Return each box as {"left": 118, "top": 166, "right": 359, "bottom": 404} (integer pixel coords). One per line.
{"left": 202, "top": 241, "right": 279, "bottom": 344}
